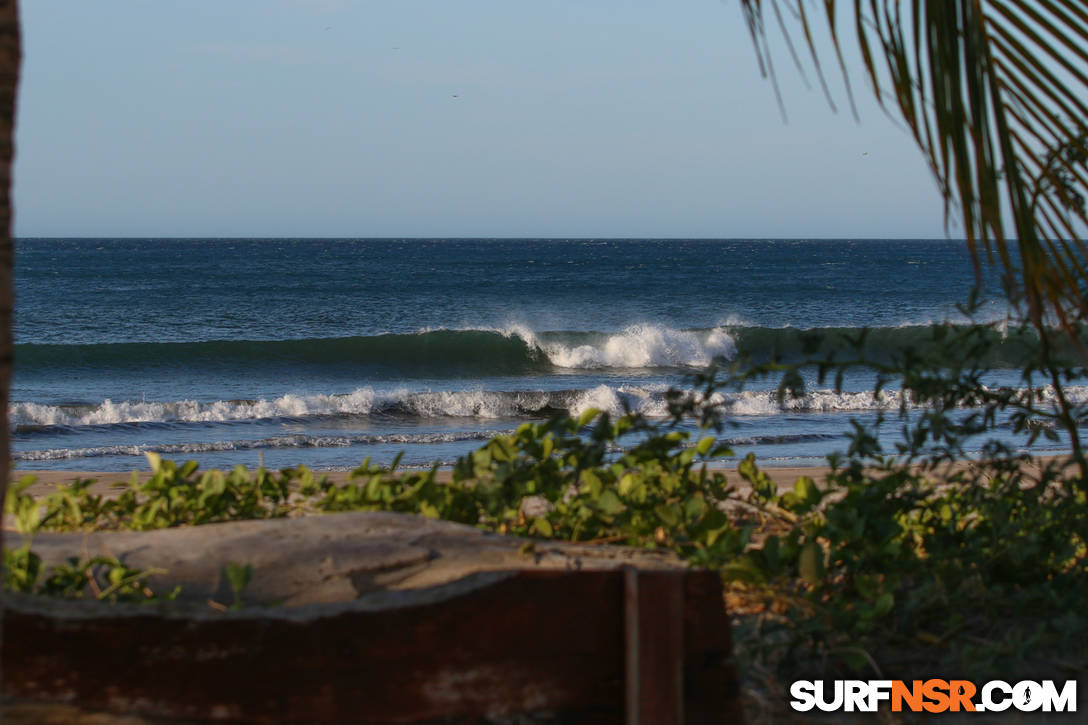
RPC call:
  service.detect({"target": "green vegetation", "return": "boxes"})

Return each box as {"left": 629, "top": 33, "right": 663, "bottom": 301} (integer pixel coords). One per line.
{"left": 222, "top": 561, "right": 253, "bottom": 610}
{"left": 4, "top": 538, "right": 176, "bottom": 604}
{"left": 3, "top": 473, "right": 180, "bottom": 602}
{"left": 6, "top": 549, "right": 177, "bottom": 603}
{"left": 6, "top": 456, "right": 304, "bottom": 532}
{"left": 742, "top": 2, "right": 1088, "bottom": 330}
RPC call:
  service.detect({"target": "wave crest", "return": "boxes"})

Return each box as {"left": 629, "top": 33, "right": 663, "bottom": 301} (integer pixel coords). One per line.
{"left": 538, "top": 325, "right": 735, "bottom": 369}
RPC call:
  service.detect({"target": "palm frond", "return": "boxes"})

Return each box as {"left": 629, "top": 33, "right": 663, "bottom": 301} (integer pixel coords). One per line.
{"left": 741, "top": 0, "right": 1088, "bottom": 329}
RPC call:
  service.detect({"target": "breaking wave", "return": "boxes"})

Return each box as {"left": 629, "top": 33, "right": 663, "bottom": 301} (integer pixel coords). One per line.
{"left": 10, "top": 386, "right": 665, "bottom": 430}
{"left": 16, "top": 383, "right": 1087, "bottom": 432}
{"left": 15, "top": 324, "right": 735, "bottom": 377}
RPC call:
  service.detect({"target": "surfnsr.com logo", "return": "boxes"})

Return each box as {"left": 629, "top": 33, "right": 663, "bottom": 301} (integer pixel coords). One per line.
{"left": 790, "top": 679, "right": 1077, "bottom": 713}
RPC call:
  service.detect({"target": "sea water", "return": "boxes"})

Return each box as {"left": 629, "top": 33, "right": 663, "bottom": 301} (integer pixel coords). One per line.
{"left": 13, "top": 238, "right": 1055, "bottom": 472}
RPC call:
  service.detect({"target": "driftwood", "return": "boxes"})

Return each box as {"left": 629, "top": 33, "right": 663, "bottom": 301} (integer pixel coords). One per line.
{"left": 17, "top": 511, "right": 688, "bottom": 607}
{"left": 4, "top": 512, "right": 741, "bottom": 723}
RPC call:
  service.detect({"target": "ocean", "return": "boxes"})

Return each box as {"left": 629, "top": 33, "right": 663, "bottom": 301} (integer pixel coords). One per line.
{"left": 12, "top": 238, "right": 1052, "bottom": 473}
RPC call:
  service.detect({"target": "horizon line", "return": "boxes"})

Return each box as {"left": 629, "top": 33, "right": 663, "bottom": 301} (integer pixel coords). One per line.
{"left": 13, "top": 235, "right": 968, "bottom": 242}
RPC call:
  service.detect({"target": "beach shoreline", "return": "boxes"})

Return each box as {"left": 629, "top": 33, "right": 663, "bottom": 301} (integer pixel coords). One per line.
{"left": 7, "top": 464, "right": 833, "bottom": 502}
{"left": 9, "top": 457, "right": 1025, "bottom": 503}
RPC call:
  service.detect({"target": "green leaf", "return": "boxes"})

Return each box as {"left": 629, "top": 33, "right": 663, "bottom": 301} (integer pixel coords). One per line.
{"left": 223, "top": 562, "right": 253, "bottom": 609}
{"left": 597, "top": 489, "right": 626, "bottom": 516}
{"left": 798, "top": 540, "right": 825, "bottom": 586}
{"left": 654, "top": 503, "right": 680, "bottom": 528}
{"left": 793, "top": 476, "right": 817, "bottom": 502}
{"left": 617, "top": 473, "right": 639, "bottom": 497}
{"left": 683, "top": 493, "right": 707, "bottom": 521}
{"left": 532, "top": 517, "right": 553, "bottom": 537}
{"left": 576, "top": 408, "right": 602, "bottom": 427}
{"left": 580, "top": 470, "right": 603, "bottom": 498}
{"left": 696, "top": 435, "right": 717, "bottom": 456}
{"left": 709, "top": 444, "right": 734, "bottom": 459}
{"left": 783, "top": 476, "right": 822, "bottom": 512}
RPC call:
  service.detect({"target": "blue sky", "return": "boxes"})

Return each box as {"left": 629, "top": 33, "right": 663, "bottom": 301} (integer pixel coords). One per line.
{"left": 13, "top": 0, "right": 950, "bottom": 238}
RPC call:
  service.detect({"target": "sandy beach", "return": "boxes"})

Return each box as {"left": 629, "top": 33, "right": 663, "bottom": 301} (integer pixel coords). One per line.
{"left": 10, "top": 456, "right": 1027, "bottom": 502}
{"left": 10, "top": 464, "right": 834, "bottom": 502}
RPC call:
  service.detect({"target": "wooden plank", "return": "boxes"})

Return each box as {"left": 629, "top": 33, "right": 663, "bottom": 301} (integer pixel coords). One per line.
{"left": 684, "top": 571, "right": 744, "bottom": 724}
{"left": 625, "top": 567, "right": 640, "bottom": 723}
{"left": 624, "top": 568, "right": 684, "bottom": 725}
{"left": 5, "top": 571, "right": 624, "bottom": 724}
{"left": 3, "top": 568, "right": 742, "bottom": 724}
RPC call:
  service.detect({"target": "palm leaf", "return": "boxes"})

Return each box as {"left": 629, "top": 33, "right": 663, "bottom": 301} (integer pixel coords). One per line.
{"left": 741, "top": 0, "right": 1088, "bottom": 329}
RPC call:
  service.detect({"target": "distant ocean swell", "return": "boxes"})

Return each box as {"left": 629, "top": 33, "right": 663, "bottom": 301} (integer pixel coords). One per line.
{"left": 14, "top": 322, "right": 1042, "bottom": 377}
{"left": 15, "top": 383, "right": 1087, "bottom": 432}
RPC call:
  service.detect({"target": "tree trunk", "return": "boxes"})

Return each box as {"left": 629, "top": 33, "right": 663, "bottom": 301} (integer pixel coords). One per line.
{"left": 0, "top": 0, "right": 21, "bottom": 712}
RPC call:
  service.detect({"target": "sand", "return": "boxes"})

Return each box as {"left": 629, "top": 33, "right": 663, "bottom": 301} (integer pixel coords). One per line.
{"left": 9, "top": 464, "right": 837, "bottom": 502}
{"left": 14, "top": 447, "right": 1071, "bottom": 507}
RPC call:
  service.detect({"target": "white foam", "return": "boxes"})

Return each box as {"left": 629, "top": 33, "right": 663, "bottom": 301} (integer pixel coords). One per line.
{"left": 10, "top": 388, "right": 380, "bottom": 427}
{"left": 11, "top": 384, "right": 673, "bottom": 429}
{"left": 413, "top": 323, "right": 737, "bottom": 369}
{"left": 14, "top": 430, "right": 505, "bottom": 462}
{"left": 722, "top": 385, "right": 1088, "bottom": 415}
{"left": 725, "top": 389, "right": 905, "bottom": 416}
{"left": 386, "top": 389, "right": 556, "bottom": 419}
{"left": 15, "top": 382, "right": 1087, "bottom": 429}
{"left": 542, "top": 325, "right": 736, "bottom": 369}
{"left": 568, "top": 384, "right": 672, "bottom": 417}
{"left": 10, "top": 387, "right": 581, "bottom": 428}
